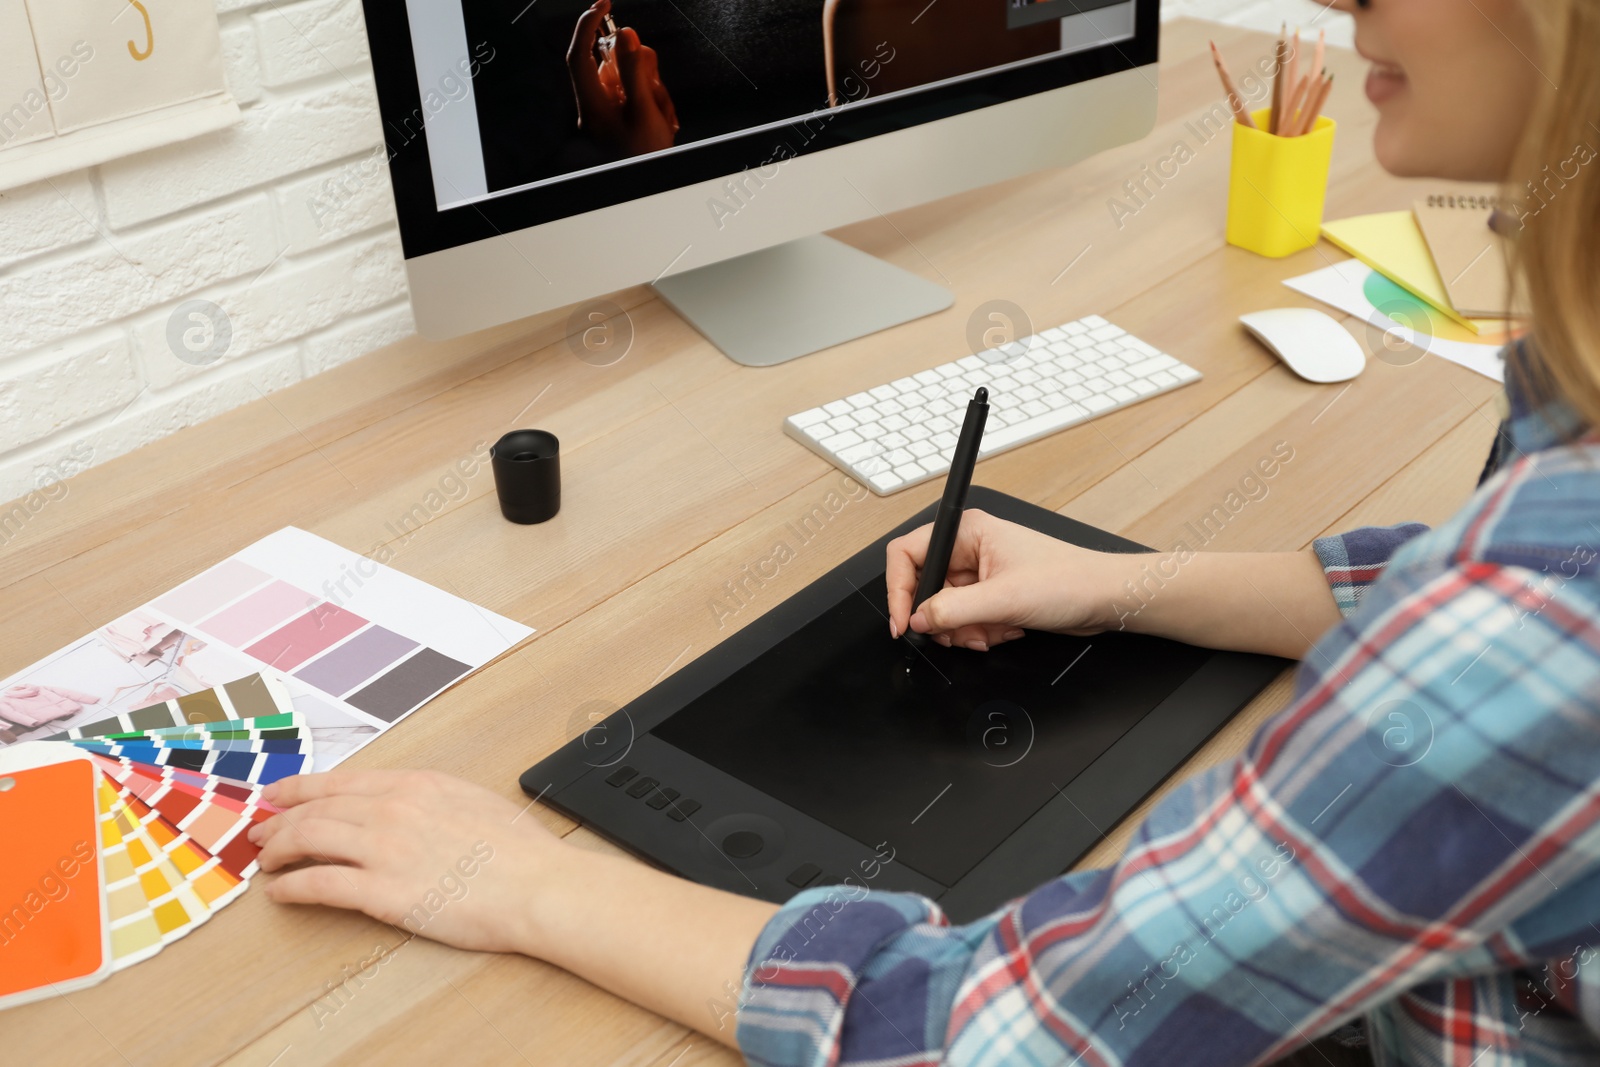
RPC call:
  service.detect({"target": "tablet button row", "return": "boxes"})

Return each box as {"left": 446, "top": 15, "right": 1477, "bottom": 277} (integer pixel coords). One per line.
{"left": 606, "top": 766, "right": 701, "bottom": 821}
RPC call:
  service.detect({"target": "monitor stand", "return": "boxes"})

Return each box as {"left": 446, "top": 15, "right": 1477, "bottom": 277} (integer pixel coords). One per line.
{"left": 652, "top": 234, "right": 953, "bottom": 367}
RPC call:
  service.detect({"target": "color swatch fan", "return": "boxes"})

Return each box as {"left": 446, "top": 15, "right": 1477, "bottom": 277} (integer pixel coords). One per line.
{"left": 0, "top": 675, "right": 303, "bottom": 1010}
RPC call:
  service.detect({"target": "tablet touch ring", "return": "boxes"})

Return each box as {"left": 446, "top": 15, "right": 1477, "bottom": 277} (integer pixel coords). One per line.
{"left": 699, "top": 813, "right": 787, "bottom": 871}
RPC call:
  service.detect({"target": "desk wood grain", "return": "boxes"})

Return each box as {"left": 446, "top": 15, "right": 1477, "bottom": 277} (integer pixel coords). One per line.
{"left": 0, "top": 19, "right": 1500, "bottom": 1065}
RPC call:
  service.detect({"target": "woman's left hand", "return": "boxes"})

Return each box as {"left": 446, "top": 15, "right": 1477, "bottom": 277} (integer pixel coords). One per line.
{"left": 250, "top": 769, "right": 557, "bottom": 955}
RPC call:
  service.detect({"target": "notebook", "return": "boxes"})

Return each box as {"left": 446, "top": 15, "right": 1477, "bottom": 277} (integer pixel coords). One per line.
{"left": 1320, "top": 211, "right": 1508, "bottom": 335}
{"left": 1413, "top": 195, "right": 1530, "bottom": 319}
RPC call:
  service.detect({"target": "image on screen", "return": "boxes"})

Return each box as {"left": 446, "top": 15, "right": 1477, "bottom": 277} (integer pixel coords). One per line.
{"left": 651, "top": 574, "right": 1207, "bottom": 887}
{"left": 400, "top": 0, "right": 1133, "bottom": 207}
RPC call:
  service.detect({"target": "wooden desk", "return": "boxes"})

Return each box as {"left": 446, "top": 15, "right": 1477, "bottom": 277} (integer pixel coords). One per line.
{"left": 0, "top": 19, "right": 1501, "bottom": 1066}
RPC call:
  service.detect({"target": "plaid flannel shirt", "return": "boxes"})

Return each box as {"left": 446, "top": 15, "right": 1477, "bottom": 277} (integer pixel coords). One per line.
{"left": 738, "top": 347, "right": 1600, "bottom": 1067}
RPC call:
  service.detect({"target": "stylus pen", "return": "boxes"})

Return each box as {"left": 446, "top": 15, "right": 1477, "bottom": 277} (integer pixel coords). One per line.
{"left": 911, "top": 387, "right": 989, "bottom": 615}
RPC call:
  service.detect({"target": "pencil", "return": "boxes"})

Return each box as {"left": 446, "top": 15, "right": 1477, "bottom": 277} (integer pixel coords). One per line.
{"left": 1269, "top": 32, "right": 1286, "bottom": 134}
{"left": 1284, "top": 28, "right": 1301, "bottom": 119}
{"left": 1298, "top": 72, "right": 1333, "bottom": 135}
{"left": 1311, "top": 28, "right": 1325, "bottom": 93}
{"left": 1281, "top": 71, "right": 1313, "bottom": 136}
{"left": 1209, "top": 41, "right": 1257, "bottom": 128}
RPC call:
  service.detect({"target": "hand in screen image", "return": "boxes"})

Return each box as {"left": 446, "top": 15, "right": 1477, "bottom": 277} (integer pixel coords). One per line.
{"left": 567, "top": 0, "right": 680, "bottom": 157}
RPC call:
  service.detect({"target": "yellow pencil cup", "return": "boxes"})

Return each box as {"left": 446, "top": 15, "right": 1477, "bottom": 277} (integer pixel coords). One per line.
{"left": 1226, "top": 108, "right": 1336, "bottom": 258}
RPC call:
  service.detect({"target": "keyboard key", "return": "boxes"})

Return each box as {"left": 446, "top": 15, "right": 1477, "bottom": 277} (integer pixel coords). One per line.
{"left": 870, "top": 384, "right": 897, "bottom": 400}
{"left": 1173, "top": 364, "right": 1202, "bottom": 381}
{"left": 856, "top": 455, "right": 891, "bottom": 476}
{"left": 891, "top": 377, "right": 919, "bottom": 392}
{"left": 837, "top": 440, "right": 885, "bottom": 464}
{"left": 846, "top": 391, "right": 874, "bottom": 408}
{"left": 884, "top": 448, "right": 914, "bottom": 466}
{"left": 824, "top": 400, "right": 853, "bottom": 416}
{"left": 646, "top": 787, "right": 680, "bottom": 810}
{"left": 909, "top": 440, "right": 938, "bottom": 458}
{"left": 820, "top": 430, "right": 863, "bottom": 452}
{"left": 791, "top": 408, "right": 829, "bottom": 428}
{"left": 914, "top": 370, "right": 943, "bottom": 385}
{"left": 1089, "top": 323, "right": 1124, "bottom": 341}
{"left": 1109, "top": 386, "right": 1136, "bottom": 403}
{"left": 858, "top": 421, "right": 886, "bottom": 439}
{"left": 1084, "top": 394, "right": 1115, "bottom": 412}
{"left": 1082, "top": 314, "right": 1108, "bottom": 328}
{"left": 893, "top": 462, "right": 925, "bottom": 481}
{"left": 879, "top": 431, "right": 909, "bottom": 449}
{"left": 626, "top": 776, "right": 659, "bottom": 798}
{"left": 868, "top": 471, "right": 903, "bottom": 492}
{"left": 605, "top": 766, "right": 638, "bottom": 787}
{"left": 1126, "top": 355, "right": 1178, "bottom": 377}
{"left": 1150, "top": 370, "right": 1178, "bottom": 387}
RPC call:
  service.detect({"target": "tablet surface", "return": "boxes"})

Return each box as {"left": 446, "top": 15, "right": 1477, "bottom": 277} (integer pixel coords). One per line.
{"left": 654, "top": 574, "right": 1209, "bottom": 887}
{"left": 522, "top": 488, "right": 1287, "bottom": 921}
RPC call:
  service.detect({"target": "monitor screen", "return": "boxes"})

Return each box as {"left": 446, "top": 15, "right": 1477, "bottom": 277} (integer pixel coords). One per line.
{"left": 650, "top": 574, "right": 1208, "bottom": 887}
{"left": 374, "top": 0, "right": 1146, "bottom": 253}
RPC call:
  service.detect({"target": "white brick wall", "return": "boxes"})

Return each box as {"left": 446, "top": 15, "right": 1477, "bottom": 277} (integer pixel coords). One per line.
{"left": 0, "top": 0, "right": 1345, "bottom": 506}
{"left": 0, "top": 0, "right": 413, "bottom": 505}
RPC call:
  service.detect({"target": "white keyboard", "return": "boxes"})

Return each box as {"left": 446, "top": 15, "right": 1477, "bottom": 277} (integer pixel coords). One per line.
{"left": 784, "top": 315, "right": 1202, "bottom": 495}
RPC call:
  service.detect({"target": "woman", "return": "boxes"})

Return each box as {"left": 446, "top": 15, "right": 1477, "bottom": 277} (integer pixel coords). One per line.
{"left": 249, "top": 0, "right": 1600, "bottom": 1062}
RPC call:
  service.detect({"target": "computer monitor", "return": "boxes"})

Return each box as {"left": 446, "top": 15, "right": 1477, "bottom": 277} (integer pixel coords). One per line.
{"left": 363, "top": 0, "right": 1157, "bottom": 364}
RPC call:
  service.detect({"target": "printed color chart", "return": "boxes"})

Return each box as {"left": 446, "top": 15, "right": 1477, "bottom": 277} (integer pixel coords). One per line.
{"left": 148, "top": 527, "right": 530, "bottom": 738}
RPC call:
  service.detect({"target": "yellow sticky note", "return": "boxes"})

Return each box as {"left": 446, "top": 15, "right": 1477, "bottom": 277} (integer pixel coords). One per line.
{"left": 1320, "top": 211, "right": 1505, "bottom": 335}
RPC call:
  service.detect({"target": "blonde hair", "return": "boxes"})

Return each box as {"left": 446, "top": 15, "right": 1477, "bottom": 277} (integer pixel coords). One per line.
{"left": 1508, "top": 0, "right": 1600, "bottom": 425}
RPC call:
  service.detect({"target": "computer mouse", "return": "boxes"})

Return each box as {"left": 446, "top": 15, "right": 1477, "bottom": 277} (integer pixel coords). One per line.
{"left": 1239, "top": 308, "right": 1366, "bottom": 383}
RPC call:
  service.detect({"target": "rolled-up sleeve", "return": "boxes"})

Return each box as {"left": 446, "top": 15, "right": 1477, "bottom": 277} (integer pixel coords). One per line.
{"left": 1310, "top": 522, "right": 1428, "bottom": 616}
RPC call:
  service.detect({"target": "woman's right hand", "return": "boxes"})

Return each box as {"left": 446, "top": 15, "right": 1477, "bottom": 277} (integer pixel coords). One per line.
{"left": 885, "top": 509, "right": 1129, "bottom": 652}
